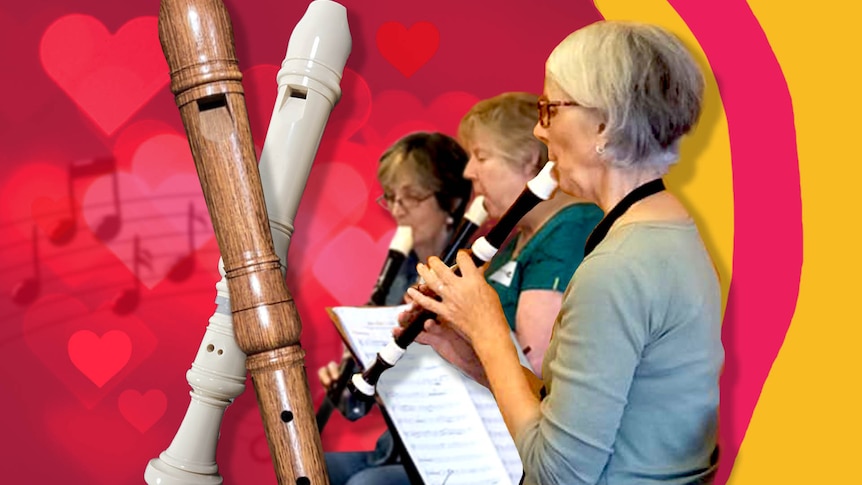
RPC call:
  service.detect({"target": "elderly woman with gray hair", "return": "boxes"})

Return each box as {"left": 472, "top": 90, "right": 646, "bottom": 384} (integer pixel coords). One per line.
{"left": 403, "top": 21, "right": 724, "bottom": 484}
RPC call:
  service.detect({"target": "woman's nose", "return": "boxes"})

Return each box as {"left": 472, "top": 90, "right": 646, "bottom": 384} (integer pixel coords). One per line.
{"left": 463, "top": 156, "right": 478, "bottom": 180}
{"left": 389, "top": 200, "right": 408, "bottom": 220}
{"left": 533, "top": 121, "right": 548, "bottom": 144}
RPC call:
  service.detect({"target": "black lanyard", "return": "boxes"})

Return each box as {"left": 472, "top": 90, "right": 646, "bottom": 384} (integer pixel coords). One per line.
{"left": 583, "top": 178, "right": 666, "bottom": 257}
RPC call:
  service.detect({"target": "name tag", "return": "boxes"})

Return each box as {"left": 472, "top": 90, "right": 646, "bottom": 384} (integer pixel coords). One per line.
{"left": 488, "top": 261, "right": 517, "bottom": 287}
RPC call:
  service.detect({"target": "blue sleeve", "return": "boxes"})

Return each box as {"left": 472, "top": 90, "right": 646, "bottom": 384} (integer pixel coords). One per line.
{"left": 515, "top": 253, "right": 651, "bottom": 484}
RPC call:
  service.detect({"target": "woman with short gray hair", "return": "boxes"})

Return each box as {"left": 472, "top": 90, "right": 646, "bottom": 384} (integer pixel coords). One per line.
{"left": 404, "top": 21, "right": 723, "bottom": 484}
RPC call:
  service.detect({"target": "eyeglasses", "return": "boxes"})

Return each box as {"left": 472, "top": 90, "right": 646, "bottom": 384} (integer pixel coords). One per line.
{"left": 376, "top": 191, "right": 435, "bottom": 211}
{"left": 537, "top": 95, "right": 581, "bottom": 128}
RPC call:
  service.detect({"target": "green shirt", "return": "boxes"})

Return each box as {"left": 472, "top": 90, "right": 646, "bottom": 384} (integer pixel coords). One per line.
{"left": 484, "top": 203, "right": 603, "bottom": 330}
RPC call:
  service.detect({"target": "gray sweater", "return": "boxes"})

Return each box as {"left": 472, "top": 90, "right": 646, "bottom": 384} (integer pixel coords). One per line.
{"left": 516, "top": 221, "right": 723, "bottom": 485}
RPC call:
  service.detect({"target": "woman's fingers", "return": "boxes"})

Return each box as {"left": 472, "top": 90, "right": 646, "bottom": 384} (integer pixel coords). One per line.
{"left": 455, "top": 249, "right": 480, "bottom": 278}
{"left": 415, "top": 262, "right": 436, "bottom": 287}
{"left": 427, "top": 256, "right": 460, "bottom": 286}
{"left": 317, "top": 366, "right": 328, "bottom": 386}
{"left": 327, "top": 360, "right": 339, "bottom": 376}
{"left": 406, "top": 287, "right": 445, "bottom": 317}
{"left": 318, "top": 360, "right": 340, "bottom": 388}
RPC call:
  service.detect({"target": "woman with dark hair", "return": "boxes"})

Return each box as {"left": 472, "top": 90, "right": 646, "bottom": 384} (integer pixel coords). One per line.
{"left": 319, "top": 131, "right": 471, "bottom": 485}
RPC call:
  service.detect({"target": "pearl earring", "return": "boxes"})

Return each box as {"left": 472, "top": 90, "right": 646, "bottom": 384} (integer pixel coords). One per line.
{"left": 595, "top": 144, "right": 606, "bottom": 155}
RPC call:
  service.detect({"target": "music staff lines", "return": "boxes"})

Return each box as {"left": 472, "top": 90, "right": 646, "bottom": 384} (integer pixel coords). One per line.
{"left": 0, "top": 283, "right": 218, "bottom": 349}
{"left": 3, "top": 239, "right": 220, "bottom": 309}
{"left": 0, "top": 210, "right": 213, "bottom": 254}
{"left": 0, "top": 227, "right": 216, "bottom": 273}
{"left": 0, "top": 191, "right": 205, "bottom": 234}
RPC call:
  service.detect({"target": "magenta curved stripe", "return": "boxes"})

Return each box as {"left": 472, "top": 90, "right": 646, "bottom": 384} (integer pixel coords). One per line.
{"left": 668, "top": 1, "right": 803, "bottom": 482}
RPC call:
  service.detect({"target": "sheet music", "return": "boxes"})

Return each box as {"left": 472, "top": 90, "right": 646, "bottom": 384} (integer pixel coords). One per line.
{"left": 460, "top": 376, "right": 524, "bottom": 485}
{"left": 456, "top": 331, "right": 531, "bottom": 485}
{"left": 331, "top": 305, "right": 520, "bottom": 484}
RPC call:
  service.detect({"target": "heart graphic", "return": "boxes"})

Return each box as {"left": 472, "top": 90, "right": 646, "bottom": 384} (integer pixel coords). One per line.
{"left": 81, "top": 171, "right": 211, "bottom": 289}
{"left": 112, "top": 119, "right": 181, "bottom": 171}
{"left": 127, "top": 132, "right": 198, "bottom": 188}
{"left": 68, "top": 329, "right": 132, "bottom": 387}
{"left": 23, "top": 293, "right": 158, "bottom": 408}
{"left": 323, "top": 68, "right": 373, "bottom": 141}
{"left": 288, "top": 160, "right": 371, "bottom": 276}
{"left": 39, "top": 15, "right": 167, "bottom": 136}
{"left": 312, "top": 226, "right": 396, "bottom": 305}
{"left": 118, "top": 389, "right": 167, "bottom": 433}
{"left": 376, "top": 21, "right": 440, "bottom": 78}
{"left": 79, "top": 129, "right": 215, "bottom": 289}
{"left": 126, "top": 132, "right": 210, "bottom": 233}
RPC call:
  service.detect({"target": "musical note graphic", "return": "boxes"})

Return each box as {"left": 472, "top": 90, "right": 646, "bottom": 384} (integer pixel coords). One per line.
{"left": 112, "top": 234, "right": 151, "bottom": 315}
{"left": 50, "top": 157, "right": 122, "bottom": 245}
{"left": 166, "top": 202, "right": 208, "bottom": 282}
{"left": 11, "top": 225, "right": 41, "bottom": 305}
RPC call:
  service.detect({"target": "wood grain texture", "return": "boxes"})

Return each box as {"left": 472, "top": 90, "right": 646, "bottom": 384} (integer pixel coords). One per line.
{"left": 158, "top": 0, "right": 327, "bottom": 483}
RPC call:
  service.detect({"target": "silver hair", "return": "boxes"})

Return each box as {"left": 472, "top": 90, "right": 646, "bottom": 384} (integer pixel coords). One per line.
{"left": 546, "top": 21, "right": 704, "bottom": 171}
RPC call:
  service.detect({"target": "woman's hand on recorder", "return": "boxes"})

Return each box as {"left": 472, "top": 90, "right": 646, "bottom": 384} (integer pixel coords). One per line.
{"left": 406, "top": 251, "right": 508, "bottom": 343}
{"left": 393, "top": 313, "right": 489, "bottom": 387}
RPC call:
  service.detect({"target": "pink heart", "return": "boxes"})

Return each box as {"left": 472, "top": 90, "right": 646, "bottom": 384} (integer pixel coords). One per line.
{"left": 118, "top": 389, "right": 167, "bottom": 433}
{"left": 112, "top": 119, "right": 181, "bottom": 171}
{"left": 81, "top": 171, "right": 210, "bottom": 289}
{"left": 127, "top": 132, "right": 212, "bottom": 238}
{"left": 324, "top": 68, "right": 373, "bottom": 141}
{"left": 288, "top": 159, "right": 371, "bottom": 276}
{"left": 68, "top": 329, "right": 131, "bottom": 388}
{"left": 127, "top": 132, "right": 198, "bottom": 188}
{"left": 312, "top": 226, "right": 396, "bottom": 305}
{"left": 376, "top": 21, "right": 440, "bottom": 78}
{"left": 39, "top": 15, "right": 167, "bottom": 136}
